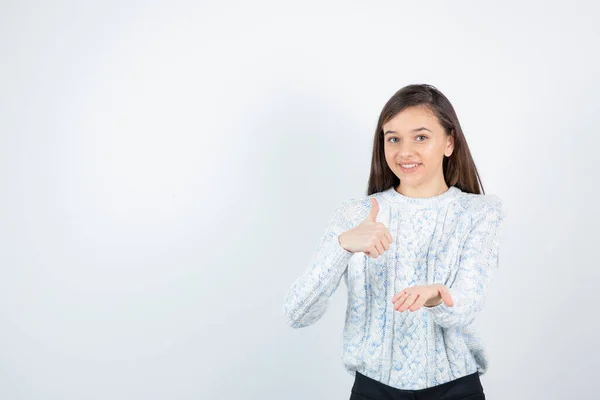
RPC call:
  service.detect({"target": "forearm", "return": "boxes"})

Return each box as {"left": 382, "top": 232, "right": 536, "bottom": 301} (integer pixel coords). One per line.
{"left": 283, "top": 198, "right": 360, "bottom": 329}
{"left": 283, "top": 233, "right": 353, "bottom": 328}
{"left": 424, "top": 197, "right": 505, "bottom": 328}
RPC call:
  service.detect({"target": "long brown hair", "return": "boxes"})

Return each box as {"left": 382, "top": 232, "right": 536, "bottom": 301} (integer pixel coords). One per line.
{"left": 367, "top": 84, "right": 485, "bottom": 196}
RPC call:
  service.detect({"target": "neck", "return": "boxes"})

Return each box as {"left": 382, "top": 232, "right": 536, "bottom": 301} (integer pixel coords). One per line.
{"left": 395, "top": 181, "right": 449, "bottom": 199}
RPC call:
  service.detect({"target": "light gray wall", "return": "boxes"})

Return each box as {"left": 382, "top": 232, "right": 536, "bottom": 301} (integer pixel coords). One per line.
{"left": 1, "top": 1, "right": 598, "bottom": 399}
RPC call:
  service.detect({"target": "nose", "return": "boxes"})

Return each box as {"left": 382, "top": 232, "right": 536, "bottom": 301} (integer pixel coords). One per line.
{"left": 394, "top": 141, "right": 417, "bottom": 159}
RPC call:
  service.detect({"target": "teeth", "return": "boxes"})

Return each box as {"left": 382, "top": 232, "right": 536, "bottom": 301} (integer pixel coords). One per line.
{"left": 401, "top": 164, "right": 419, "bottom": 168}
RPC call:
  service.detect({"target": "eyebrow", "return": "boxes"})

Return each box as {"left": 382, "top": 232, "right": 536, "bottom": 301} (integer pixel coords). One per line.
{"left": 383, "top": 127, "right": 433, "bottom": 135}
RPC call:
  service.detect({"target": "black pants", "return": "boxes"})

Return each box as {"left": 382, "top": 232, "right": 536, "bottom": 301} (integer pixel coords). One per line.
{"left": 349, "top": 371, "right": 485, "bottom": 400}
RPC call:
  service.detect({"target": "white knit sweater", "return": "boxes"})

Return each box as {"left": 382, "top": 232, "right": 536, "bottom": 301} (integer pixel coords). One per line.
{"left": 283, "top": 185, "right": 506, "bottom": 390}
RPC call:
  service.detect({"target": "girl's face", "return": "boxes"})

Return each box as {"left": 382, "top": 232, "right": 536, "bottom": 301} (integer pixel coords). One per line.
{"left": 382, "top": 105, "right": 454, "bottom": 190}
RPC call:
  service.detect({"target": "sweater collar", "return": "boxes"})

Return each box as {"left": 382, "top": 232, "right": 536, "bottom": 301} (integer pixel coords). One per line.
{"left": 382, "top": 185, "right": 461, "bottom": 208}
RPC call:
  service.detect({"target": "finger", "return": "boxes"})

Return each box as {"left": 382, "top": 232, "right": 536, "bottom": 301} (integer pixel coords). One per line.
{"left": 394, "top": 293, "right": 410, "bottom": 310}
{"left": 398, "top": 294, "right": 418, "bottom": 312}
{"left": 394, "top": 292, "right": 409, "bottom": 305}
{"left": 374, "top": 242, "right": 384, "bottom": 255}
{"left": 394, "top": 287, "right": 414, "bottom": 302}
{"left": 409, "top": 295, "right": 427, "bottom": 312}
{"left": 392, "top": 290, "right": 406, "bottom": 303}
{"left": 376, "top": 230, "right": 391, "bottom": 249}
{"left": 375, "top": 230, "right": 390, "bottom": 250}
{"left": 367, "top": 198, "right": 379, "bottom": 222}
{"left": 378, "top": 225, "right": 391, "bottom": 243}
{"left": 367, "top": 246, "right": 379, "bottom": 258}
{"left": 382, "top": 238, "right": 390, "bottom": 251}
{"left": 440, "top": 286, "right": 454, "bottom": 307}
{"left": 384, "top": 230, "right": 393, "bottom": 245}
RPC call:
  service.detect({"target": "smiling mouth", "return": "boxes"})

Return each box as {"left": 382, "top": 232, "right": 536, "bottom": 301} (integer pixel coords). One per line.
{"left": 399, "top": 163, "right": 422, "bottom": 172}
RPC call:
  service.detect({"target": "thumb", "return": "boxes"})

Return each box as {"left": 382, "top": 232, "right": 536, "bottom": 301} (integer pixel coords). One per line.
{"left": 440, "top": 286, "right": 454, "bottom": 307}
{"left": 367, "top": 197, "right": 379, "bottom": 222}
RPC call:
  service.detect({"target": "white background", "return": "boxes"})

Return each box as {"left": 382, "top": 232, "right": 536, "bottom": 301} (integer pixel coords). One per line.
{"left": 1, "top": 1, "right": 598, "bottom": 399}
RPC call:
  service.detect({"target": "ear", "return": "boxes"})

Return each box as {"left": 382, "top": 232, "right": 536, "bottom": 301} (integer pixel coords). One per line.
{"left": 445, "top": 132, "right": 455, "bottom": 157}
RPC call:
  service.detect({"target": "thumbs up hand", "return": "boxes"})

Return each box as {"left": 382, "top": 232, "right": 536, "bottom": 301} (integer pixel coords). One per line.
{"left": 338, "top": 198, "right": 393, "bottom": 258}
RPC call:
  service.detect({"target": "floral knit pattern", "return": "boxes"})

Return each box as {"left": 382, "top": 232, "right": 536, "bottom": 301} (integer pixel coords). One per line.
{"left": 283, "top": 185, "right": 506, "bottom": 390}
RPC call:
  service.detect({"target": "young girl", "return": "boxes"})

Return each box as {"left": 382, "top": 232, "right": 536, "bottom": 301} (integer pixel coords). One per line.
{"left": 283, "top": 84, "right": 506, "bottom": 400}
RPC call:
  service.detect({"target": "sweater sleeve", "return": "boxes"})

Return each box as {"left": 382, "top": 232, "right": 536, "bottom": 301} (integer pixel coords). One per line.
{"left": 283, "top": 200, "right": 358, "bottom": 328}
{"left": 424, "top": 196, "right": 506, "bottom": 329}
